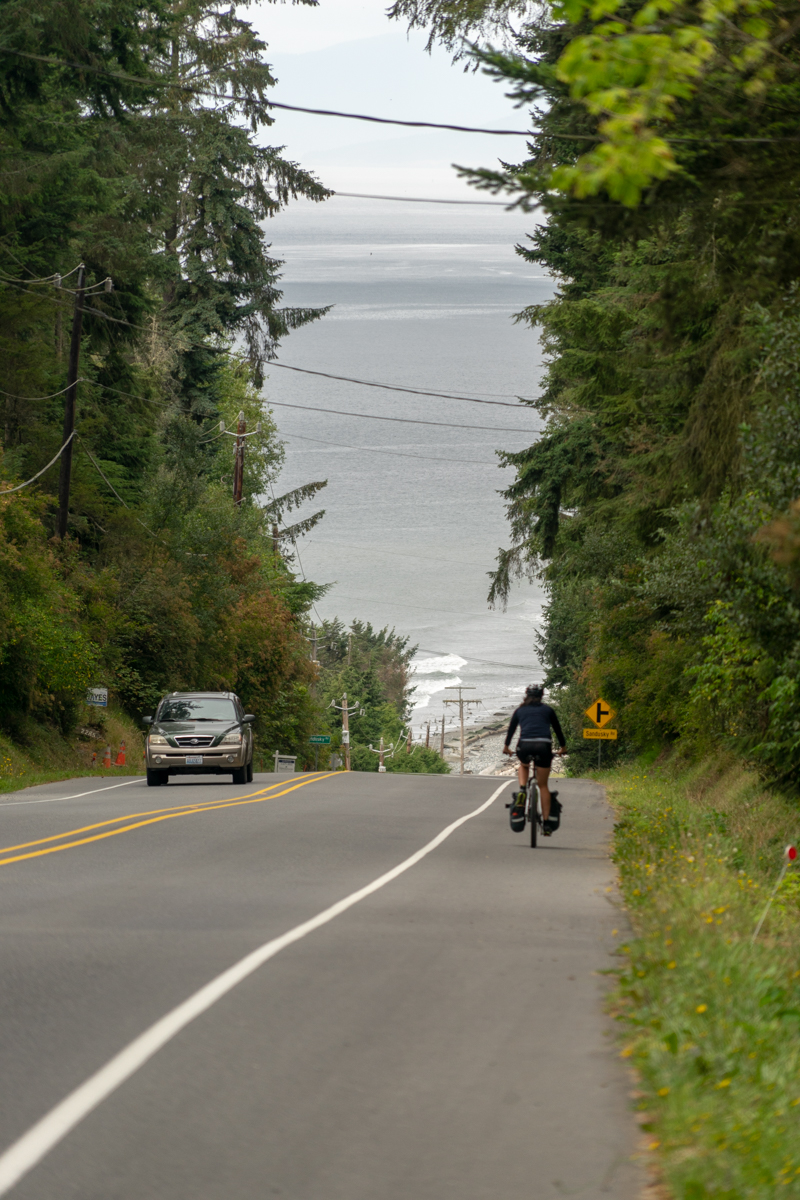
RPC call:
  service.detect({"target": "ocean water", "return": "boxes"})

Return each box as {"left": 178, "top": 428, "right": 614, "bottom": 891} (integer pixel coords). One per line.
{"left": 263, "top": 197, "right": 556, "bottom": 735}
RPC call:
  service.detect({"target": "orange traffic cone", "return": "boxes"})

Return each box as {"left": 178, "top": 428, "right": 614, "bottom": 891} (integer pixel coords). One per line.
{"left": 115, "top": 741, "right": 126, "bottom": 766}
{"left": 103, "top": 745, "right": 111, "bottom": 769}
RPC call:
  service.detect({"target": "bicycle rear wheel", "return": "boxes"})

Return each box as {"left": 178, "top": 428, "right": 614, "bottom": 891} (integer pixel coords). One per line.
{"left": 529, "top": 783, "right": 538, "bottom": 848}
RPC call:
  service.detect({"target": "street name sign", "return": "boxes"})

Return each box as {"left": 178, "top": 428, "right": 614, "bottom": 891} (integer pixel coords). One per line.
{"left": 309, "top": 735, "right": 331, "bottom": 745}
{"left": 585, "top": 697, "right": 615, "bottom": 728}
{"left": 583, "top": 728, "right": 618, "bottom": 740}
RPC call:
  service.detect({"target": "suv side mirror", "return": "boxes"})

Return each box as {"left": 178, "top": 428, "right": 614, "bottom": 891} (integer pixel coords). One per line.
{"left": 242, "top": 714, "right": 255, "bottom": 724}
{"left": 142, "top": 716, "right": 153, "bottom": 725}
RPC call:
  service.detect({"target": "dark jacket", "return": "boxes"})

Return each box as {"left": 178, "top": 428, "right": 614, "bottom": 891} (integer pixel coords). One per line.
{"left": 505, "top": 702, "right": 565, "bottom": 748}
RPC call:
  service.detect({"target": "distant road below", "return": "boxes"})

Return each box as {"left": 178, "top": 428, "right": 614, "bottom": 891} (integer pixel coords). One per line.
{"left": 0, "top": 771, "right": 641, "bottom": 1199}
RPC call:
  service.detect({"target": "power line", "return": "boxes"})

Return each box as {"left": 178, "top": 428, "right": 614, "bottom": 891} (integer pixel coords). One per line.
{"left": 334, "top": 191, "right": 516, "bottom": 206}
{"left": 78, "top": 441, "right": 206, "bottom": 556}
{"left": 267, "top": 477, "right": 327, "bottom": 627}
{"left": 0, "top": 379, "right": 87, "bottom": 401}
{"left": 0, "top": 264, "right": 83, "bottom": 286}
{"left": 7, "top": 51, "right": 800, "bottom": 145}
{"left": 2, "top": 286, "right": 537, "bottom": 413}
{"left": 306, "top": 537, "right": 487, "bottom": 568}
{"left": 322, "top": 592, "right": 527, "bottom": 619}
{"left": 99, "top": 356, "right": 537, "bottom": 407}
{"left": 270, "top": 362, "right": 531, "bottom": 408}
{"left": 94, "top": 381, "right": 176, "bottom": 409}
{"left": 285, "top": 430, "right": 500, "bottom": 466}
{"left": 269, "top": 100, "right": 530, "bottom": 136}
{"left": 1, "top": 51, "right": 531, "bottom": 135}
{"left": 265, "top": 397, "right": 529, "bottom": 433}
{"left": 0, "top": 431, "right": 76, "bottom": 494}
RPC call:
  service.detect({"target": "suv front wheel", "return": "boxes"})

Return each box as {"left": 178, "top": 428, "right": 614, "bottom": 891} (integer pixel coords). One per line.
{"left": 231, "top": 764, "right": 248, "bottom": 785}
{"left": 146, "top": 769, "right": 167, "bottom": 788}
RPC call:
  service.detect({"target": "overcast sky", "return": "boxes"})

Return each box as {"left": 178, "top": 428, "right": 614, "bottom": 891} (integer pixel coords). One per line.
{"left": 250, "top": 0, "right": 531, "bottom": 198}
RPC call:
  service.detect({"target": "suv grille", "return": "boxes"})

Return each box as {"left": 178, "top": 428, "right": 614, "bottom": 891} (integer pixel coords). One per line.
{"left": 173, "top": 735, "right": 215, "bottom": 747}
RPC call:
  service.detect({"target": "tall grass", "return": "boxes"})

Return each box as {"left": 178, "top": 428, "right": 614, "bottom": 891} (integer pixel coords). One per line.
{"left": 606, "top": 757, "right": 800, "bottom": 1198}
{"left": 0, "top": 709, "right": 144, "bottom": 793}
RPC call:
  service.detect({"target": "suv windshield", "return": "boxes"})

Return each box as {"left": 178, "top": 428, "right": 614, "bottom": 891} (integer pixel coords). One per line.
{"left": 157, "top": 698, "right": 237, "bottom": 722}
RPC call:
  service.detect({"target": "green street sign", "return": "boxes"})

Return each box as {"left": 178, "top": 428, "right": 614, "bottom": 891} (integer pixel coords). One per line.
{"left": 309, "top": 735, "right": 331, "bottom": 745}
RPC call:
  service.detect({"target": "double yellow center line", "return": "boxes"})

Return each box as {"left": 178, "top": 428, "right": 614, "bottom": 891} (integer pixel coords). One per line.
{"left": 0, "top": 774, "right": 336, "bottom": 868}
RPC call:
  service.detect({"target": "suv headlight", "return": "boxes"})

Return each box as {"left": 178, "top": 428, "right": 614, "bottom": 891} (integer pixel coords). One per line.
{"left": 149, "top": 734, "right": 168, "bottom": 746}
{"left": 220, "top": 731, "right": 242, "bottom": 745}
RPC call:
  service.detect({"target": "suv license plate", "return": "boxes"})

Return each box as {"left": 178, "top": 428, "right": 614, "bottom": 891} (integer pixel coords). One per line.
{"left": 185, "top": 755, "right": 203, "bottom": 765}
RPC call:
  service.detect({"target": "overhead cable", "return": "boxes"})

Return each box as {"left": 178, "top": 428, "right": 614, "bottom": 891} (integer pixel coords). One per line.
{"left": 268, "top": 100, "right": 529, "bottom": 136}
{"left": 9, "top": 50, "right": 800, "bottom": 144}
{"left": 0, "top": 379, "right": 87, "bottom": 401}
{"left": 270, "top": 362, "right": 531, "bottom": 408}
{"left": 0, "top": 431, "right": 76, "bottom": 494}
{"left": 267, "top": 477, "right": 328, "bottom": 627}
{"left": 265, "top": 397, "right": 529, "bottom": 433}
{"left": 334, "top": 192, "right": 515, "bottom": 206}
{"left": 79, "top": 441, "right": 205, "bottom": 554}
{"left": 325, "top": 591, "right": 528, "bottom": 619}
{"left": 0, "top": 263, "right": 83, "bottom": 286}
{"left": 306, "top": 536, "right": 489, "bottom": 568}
{"left": 286, "top": 430, "right": 500, "bottom": 466}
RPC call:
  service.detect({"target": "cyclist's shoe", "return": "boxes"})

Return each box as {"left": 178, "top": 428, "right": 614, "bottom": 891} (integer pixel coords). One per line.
{"left": 509, "top": 792, "right": 526, "bottom": 833}
{"left": 542, "top": 821, "right": 553, "bottom": 837}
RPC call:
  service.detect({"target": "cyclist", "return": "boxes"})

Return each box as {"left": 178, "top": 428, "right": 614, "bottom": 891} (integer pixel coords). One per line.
{"left": 503, "top": 685, "right": 566, "bottom": 835}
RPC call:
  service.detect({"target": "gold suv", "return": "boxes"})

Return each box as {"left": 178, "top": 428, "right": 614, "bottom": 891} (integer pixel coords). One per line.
{"left": 143, "top": 692, "right": 255, "bottom": 787}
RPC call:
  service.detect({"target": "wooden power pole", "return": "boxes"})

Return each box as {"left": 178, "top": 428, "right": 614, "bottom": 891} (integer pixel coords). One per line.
{"left": 443, "top": 686, "right": 481, "bottom": 775}
{"left": 232, "top": 410, "right": 246, "bottom": 506}
{"left": 56, "top": 264, "right": 86, "bottom": 538}
{"left": 329, "top": 692, "right": 362, "bottom": 772}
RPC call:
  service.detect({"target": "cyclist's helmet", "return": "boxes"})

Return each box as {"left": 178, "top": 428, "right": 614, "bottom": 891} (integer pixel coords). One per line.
{"left": 525, "top": 684, "right": 544, "bottom": 700}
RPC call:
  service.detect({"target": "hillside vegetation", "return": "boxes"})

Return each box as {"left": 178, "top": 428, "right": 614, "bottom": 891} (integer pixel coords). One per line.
{"left": 391, "top": 0, "right": 800, "bottom": 777}
{"left": 0, "top": 0, "right": 441, "bottom": 778}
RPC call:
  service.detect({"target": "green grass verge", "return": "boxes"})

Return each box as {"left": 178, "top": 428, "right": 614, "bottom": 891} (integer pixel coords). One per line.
{"left": 604, "top": 756, "right": 800, "bottom": 1199}
{"left": 0, "top": 709, "right": 145, "bottom": 794}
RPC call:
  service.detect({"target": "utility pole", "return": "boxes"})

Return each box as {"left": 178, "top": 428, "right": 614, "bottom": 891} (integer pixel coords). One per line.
{"left": 443, "top": 686, "right": 481, "bottom": 775}
{"left": 303, "top": 626, "right": 327, "bottom": 664}
{"left": 425, "top": 721, "right": 430, "bottom": 748}
{"left": 329, "top": 692, "right": 363, "bottom": 772}
{"left": 217, "top": 414, "right": 261, "bottom": 508}
{"left": 57, "top": 264, "right": 86, "bottom": 539}
{"left": 440, "top": 716, "right": 446, "bottom": 757}
{"left": 54, "top": 273, "right": 63, "bottom": 360}
{"left": 367, "top": 733, "right": 400, "bottom": 773}
{"left": 232, "top": 411, "right": 246, "bottom": 506}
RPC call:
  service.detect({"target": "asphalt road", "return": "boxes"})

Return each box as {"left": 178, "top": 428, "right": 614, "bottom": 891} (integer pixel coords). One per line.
{"left": 0, "top": 770, "right": 642, "bottom": 1200}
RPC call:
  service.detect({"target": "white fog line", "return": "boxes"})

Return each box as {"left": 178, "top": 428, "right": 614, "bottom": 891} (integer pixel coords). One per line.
{"left": 0, "top": 779, "right": 142, "bottom": 809}
{"left": 0, "top": 779, "right": 511, "bottom": 1196}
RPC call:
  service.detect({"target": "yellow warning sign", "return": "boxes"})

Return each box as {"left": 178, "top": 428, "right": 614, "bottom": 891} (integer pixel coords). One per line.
{"left": 583, "top": 729, "right": 618, "bottom": 740}
{"left": 585, "top": 698, "right": 615, "bottom": 728}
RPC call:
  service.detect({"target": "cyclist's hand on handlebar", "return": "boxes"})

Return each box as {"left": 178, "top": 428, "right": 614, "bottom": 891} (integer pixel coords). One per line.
{"left": 502, "top": 744, "right": 512, "bottom": 756}
{"left": 558, "top": 746, "right": 567, "bottom": 756}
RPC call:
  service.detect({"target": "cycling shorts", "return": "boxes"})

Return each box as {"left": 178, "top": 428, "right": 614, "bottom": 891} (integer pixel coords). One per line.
{"left": 515, "top": 739, "right": 553, "bottom": 768}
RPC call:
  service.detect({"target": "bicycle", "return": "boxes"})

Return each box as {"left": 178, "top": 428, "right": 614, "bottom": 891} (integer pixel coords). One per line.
{"left": 524, "top": 774, "right": 541, "bottom": 848}
{"left": 508, "top": 775, "right": 562, "bottom": 847}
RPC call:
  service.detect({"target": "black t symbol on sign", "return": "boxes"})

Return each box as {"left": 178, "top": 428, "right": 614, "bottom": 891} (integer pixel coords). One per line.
{"left": 595, "top": 702, "right": 610, "bottom": 724}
